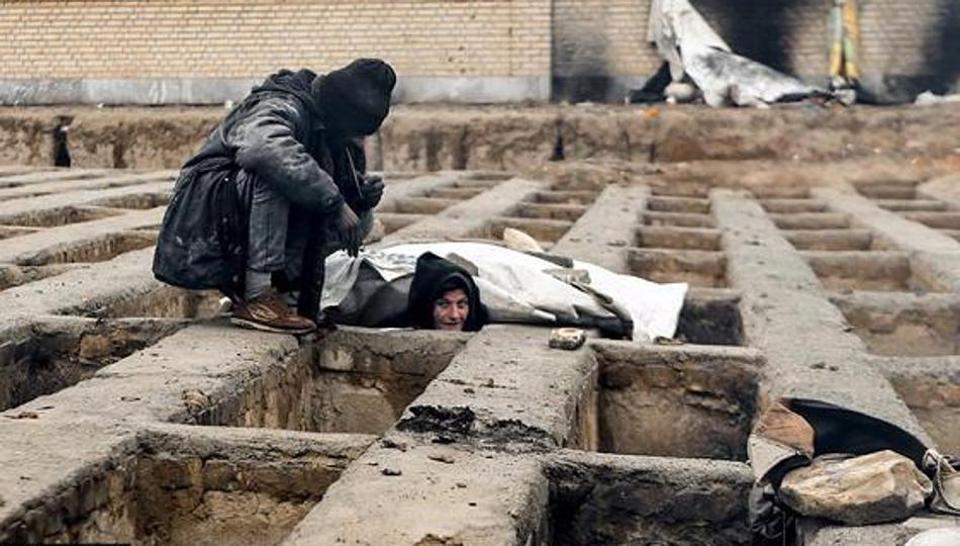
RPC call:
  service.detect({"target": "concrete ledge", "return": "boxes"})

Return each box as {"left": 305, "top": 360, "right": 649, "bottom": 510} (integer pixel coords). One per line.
{"left": 553, "top": 185, "right": 649, "bottom": 272}
{"left": 545, "top": 450, "right": 753, "bottom": 546}
{"left": 0, "top": 76, "right": 551, "bottom": 106}
{"left": 3, "top": 322, "right": 301, "bottom": 424}
{"left": 397, "top": 76, "right": 550, "bottom": 103}
{"left": 0, "top": 208, "right": 163, "bottom": 265}
{"left": 397, "top": 325, "right": 597, "bottom": 450}
{"left": 284, "top": 438, "right": 549, "bottom": 546}
{"left": 0, "top": 78, "right": 261, "bottom": 106}
{"left": 711, "top": 189, "right": 931, "bottom": 441}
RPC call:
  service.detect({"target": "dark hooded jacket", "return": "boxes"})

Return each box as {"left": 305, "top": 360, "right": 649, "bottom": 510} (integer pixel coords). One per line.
{"left": 153, "top": 63, "right": 394, "bottom": 296}
{"left": 406, "top": 253, "right": 488, "bottom": 332}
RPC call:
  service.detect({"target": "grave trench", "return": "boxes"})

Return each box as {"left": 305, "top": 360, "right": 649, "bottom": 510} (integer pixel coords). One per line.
{"left": 854, "top": 180, "right": 922, "bottom": 201}
{"left": 192, "top": 328, "right": 471, "bottom": 436}
{"left": 476, "top": 188, "right": 600, "bottom": 250}
{"left": 675, "top": 289, "right": 744, "bottom": 346}
{"left": 632, "top": 189, "right": 727, "bottom": 288}
{"left": 631, "top": 193, "right": 742, "bottom": 345}
{"left": 542, "top": 453, "right": 753, "bottom": 546}
{"left": 855, "top": 180, "right": 960, "bottom": 242}
{"left": 830, "top": 293, "right": 960, "bottom": 357}
{"left": 768, "top": 201, "right": 947, "bottom": 292}
{"left": 650, "top": 183, "right": 710, "bottom": 199}
{"left": 572, "top": 342, "right": 761, "bottom": 461}
{"left": 636, "top": 225, "right": 720, "bottom": 251}
{"left": 0, "top": 317, "right": 187, "bottom": 411}
{"left": 885, "top": 368, "right": 960, "bottom": 454}
{"left": 60, "top": 284, "right": 224, "bottom": 321}
{"left": 479, "top": 215, "right": 573, "bottom": 250}
{"left": 1, "top": 428, "right": 371, "bottom": 546}
{"left": 376, "top": 176, "right": 501, "bottom": 235}
{"left": 803, "top": 250, "right": 946, "bottom": 293}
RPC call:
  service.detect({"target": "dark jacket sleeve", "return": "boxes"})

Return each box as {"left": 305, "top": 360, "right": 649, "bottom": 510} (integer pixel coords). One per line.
{"left": 227, "top": 97, "right": 344, "bottom": 213}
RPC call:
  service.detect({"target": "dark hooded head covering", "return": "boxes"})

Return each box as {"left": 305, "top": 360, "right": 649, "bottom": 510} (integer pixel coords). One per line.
{"left": 312, "top": 58, "right": 397, "bottom": 137}
{"left": 407, "top": 253, "right": 488, "bottom": 332}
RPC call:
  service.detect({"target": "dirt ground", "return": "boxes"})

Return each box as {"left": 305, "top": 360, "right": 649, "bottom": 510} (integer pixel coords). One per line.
{"left": 1, "top": 103, "right": 959, "bottom": 176}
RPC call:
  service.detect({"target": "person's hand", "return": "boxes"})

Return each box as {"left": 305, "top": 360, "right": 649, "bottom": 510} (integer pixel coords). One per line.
{"left": 359, "top": 174, "right": 385, "bottom": 210}
{"left": 333, "top": 203, "right": 362, "bottom": 257}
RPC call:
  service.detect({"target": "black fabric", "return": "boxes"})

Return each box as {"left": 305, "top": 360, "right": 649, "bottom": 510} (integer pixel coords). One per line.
{"left": 152, "top": 156, "right": 247, "bottom": 295}
{"left": 751, "top": 397, "right": 933, "bottom": 546}
{"left": 153, "top": 65, "right": 380, "bottom": 295}
{"left": 755, "top": 398, "right": 930, "bottom": 489}
{"left": 312, "top": 58, "right": 396, "bottom": 137}
{"left": 406, "top": 253, "right": 488, "bottom": 332}
{"left": 786, "top": 398, "right": 929, "bottom": 467}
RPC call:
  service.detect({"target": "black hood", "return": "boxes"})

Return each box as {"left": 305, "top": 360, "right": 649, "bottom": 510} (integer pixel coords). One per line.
{"left": 249, "top": 68, "right": 325, "bottom": 121}
{"left": 311, "top": 59, "right": 396, "bottom": 137}
{"left": 407, "top": 253, "right": 487, "bottom": 332}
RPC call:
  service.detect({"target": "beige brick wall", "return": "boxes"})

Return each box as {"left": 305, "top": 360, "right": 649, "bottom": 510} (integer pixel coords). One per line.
{"left": 0, "top": 0, "right": 955, "bottom": 102}
{"left": 552, "top": 0, "right": 659, "bottom": 77}
{"left": 0, "top": 0, "right": 552, "bottom": 79}
{"left": 858, "top": 0, "right": 955, "bottom": 76}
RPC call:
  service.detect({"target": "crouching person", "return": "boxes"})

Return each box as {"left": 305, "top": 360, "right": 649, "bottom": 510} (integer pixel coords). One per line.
{"left": 153, "top": 59, "right": 396, "bottom": 334}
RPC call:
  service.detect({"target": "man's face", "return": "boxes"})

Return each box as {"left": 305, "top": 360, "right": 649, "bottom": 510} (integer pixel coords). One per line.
{"left": 433, "top": 288, "right": 470, "bottom": 331}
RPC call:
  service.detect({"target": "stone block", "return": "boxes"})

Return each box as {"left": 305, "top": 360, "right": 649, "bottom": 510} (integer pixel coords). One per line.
{"left": 780, "top": 450, "right": 933, "bottom": 525}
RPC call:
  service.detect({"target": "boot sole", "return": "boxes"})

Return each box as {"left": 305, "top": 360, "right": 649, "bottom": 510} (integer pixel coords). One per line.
{"left": 230, "top": 317, "right": 316, "bottom": 335}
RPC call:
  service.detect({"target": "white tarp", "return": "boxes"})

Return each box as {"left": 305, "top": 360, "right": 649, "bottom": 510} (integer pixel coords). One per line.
{"left": 648, "top": 0, "right": 823, "bottom": 107}
{"left": 321, "top": 242, "right": 688, "bottom": 342}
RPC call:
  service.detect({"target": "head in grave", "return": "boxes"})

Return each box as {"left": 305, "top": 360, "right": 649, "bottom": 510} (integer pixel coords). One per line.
{"left": 408, "top": 253, "right": 488, "bottom": 332}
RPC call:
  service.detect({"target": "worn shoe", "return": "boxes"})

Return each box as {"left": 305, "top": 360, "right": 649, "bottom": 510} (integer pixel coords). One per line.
{"left": 231, "top": 290, "right": 316, "bottom": 334}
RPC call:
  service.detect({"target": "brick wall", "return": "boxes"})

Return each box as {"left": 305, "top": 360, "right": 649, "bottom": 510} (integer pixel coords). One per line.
{"left": 0, "top": 0, "right": 551, "bottom": 79}
{"left": 552, "top": 0, "right": 659, "bottom": 77}
{"left": 550, "top": 0, "right": 959, "bottom": 101}
{"left": 858, "top": 0, "right": 958, "bottom": 78}
{"left": 0, "top": 0, "right": 956, "bottom": 103}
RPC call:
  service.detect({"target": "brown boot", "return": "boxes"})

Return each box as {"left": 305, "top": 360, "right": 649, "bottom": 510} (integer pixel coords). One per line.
{"left": 231, "top": 290, "right": 317, "bottom": 334}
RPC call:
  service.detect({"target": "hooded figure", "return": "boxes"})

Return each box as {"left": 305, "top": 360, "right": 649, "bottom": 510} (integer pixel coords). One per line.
{"left": 153, "top": 59, "right": 396, "bottom": 334}
{"left": 406, "top": 253, "right": 488, "bottom": 332}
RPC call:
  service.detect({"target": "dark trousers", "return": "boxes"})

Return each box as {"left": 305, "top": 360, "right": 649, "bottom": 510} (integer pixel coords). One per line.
{"left": 238, "top": 172, "right": 373, "bottom": 279}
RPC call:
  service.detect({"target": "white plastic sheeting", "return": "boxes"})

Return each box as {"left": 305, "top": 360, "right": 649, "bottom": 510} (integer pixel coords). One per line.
{"left": 648, "top": 0, "right": 823, "bottom": 107}
{"left": 321, "top": 242, "right": 688, "bottom": 342}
